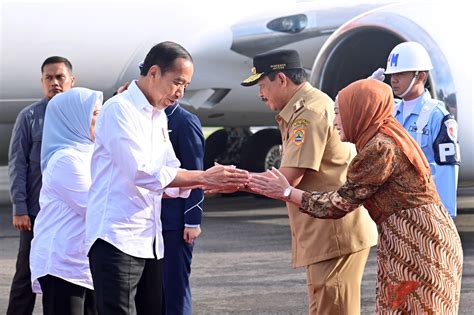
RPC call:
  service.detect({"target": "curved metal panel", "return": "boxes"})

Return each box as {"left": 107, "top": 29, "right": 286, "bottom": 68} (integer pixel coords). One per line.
{"left": 311, "top": 12, "right": 457, "bottom": 117}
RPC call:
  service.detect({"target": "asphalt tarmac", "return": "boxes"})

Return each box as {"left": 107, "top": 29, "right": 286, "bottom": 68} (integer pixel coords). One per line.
{"left": 1, "top": 191, "right": 473, "bottom": 314}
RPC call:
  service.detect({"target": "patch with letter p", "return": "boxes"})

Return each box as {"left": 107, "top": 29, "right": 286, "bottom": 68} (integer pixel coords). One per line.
{"left": 434, "top": 115, "right": 460, "bottom": 165}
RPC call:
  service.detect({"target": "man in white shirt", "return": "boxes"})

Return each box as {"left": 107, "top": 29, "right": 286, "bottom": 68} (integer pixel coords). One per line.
{"left": 86, "top": 41, "right": 248, "bottom": 315}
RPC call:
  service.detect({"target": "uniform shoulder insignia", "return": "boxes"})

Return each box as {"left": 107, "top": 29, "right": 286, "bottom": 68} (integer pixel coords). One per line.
{"left": 421, "top": 104, "right": 434, "bottom": 113}
{"left": 291, "top": 118, "right": 310, "bottom": 128}
{"left": 293, "top": 98, "right": 305, "bottom": 113}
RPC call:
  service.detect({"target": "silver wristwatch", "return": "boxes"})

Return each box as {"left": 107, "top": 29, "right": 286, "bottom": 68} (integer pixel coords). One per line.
{"left": 283, "top": 186, "right": 293, "bottom": 200}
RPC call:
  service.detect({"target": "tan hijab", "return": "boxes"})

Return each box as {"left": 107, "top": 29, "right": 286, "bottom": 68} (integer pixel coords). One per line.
{"left": 337, "top": 79, "right": 430, "bottom": 178}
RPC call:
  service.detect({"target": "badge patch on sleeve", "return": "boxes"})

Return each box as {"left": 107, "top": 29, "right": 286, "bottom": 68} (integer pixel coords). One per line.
{"left": 434, "top": 115, "right": 460, "bottom": 165}
{"left": 292, "top": 129, "right": 305, "bottom": 145}
{"left": 444, "top": 118, "right": 458, "bottom": 142}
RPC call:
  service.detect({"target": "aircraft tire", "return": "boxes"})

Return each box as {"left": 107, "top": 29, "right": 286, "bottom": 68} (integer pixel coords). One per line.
{"left": 203, "top": 129, "right": 228, "bottom": 170}
{"left": 240, "top": 129, "right": 282, "bottom": 173}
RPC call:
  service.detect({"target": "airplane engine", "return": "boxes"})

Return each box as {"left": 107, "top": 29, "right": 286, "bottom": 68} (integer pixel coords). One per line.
{"left": 309, "top": 2, "right": 473, "bottom": 184}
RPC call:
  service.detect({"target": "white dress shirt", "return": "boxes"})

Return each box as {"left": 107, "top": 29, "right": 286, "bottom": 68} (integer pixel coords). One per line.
{"left": 85, "top": 81, "right": 189, "bottom": 259}
{"left": 30, "top": 148, "right": 93, "bottom": 293}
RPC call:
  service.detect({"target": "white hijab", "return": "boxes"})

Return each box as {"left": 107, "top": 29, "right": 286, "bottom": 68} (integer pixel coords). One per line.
{"left": 41, "top": 87, "right": 103, "bottom": 172}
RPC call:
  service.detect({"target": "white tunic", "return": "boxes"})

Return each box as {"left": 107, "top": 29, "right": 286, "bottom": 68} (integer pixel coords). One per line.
{"left": 30, "top": 148, "right": 93, "bottom": 293}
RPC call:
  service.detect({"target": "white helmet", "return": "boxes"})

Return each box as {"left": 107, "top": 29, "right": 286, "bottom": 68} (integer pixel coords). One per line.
{"left": 385, "top": 42, "right": 433, "bottom": 74}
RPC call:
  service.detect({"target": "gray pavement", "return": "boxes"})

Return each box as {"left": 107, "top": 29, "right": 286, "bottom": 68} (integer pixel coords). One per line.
{"left": 1, "top": 193, "right": 473, "bottom": 314}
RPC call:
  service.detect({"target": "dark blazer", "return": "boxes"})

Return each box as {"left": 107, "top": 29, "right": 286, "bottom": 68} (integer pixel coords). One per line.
{"left": 161, "top": 103, "right": 205, "bottom": 230}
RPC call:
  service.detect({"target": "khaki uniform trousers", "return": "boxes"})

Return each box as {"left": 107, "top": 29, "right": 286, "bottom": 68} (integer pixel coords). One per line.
{"left": 306, "top": 247, "right": 371, "bottom": 315}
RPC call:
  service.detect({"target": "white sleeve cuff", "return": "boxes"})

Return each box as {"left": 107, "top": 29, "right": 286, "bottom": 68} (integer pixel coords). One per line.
{"left": 164, "top": 187, "right": 191, "bottom": 198}
{"left": 184, "top": 224, "right": 200, "bottom": 228}
{"left": 155, "top": 166, "right": 178, "bottom": 190}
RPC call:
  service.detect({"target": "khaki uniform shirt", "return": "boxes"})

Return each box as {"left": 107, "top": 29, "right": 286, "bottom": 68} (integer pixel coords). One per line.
{"left": 277, "top": 82, "right": 378, "bottom": 268}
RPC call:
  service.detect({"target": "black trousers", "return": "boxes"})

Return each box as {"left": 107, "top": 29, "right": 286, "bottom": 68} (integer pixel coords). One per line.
{"left": 89, "top": 239, "right": 163, "bottom": 315}
{"left": 7, "top": 215, "right": 36, "bottom": 315}
{"left": 38, "top": 275, "right": 97, "bottom": 315}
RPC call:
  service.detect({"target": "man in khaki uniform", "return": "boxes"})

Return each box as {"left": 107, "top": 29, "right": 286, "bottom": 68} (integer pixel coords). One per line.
{"left": 241, "top": 50, "right": 378, "bottom": 314}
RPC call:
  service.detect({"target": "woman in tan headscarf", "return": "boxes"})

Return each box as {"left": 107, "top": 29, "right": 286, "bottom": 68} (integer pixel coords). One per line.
{"left": 249, "top": 79, "right": 463, "bottom": 314}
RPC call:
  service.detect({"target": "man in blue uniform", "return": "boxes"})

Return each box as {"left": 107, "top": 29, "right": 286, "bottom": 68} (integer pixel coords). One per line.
{"left": 380, "top": 42, "right": 460, "bottom": 217}
{"left": 162, "top": 102, "right": 205, "bottom": 315}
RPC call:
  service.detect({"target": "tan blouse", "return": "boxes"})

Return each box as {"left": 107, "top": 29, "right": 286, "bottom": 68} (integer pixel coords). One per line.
{"left": 300, "top": 133, "right": 440, "bottom": 224}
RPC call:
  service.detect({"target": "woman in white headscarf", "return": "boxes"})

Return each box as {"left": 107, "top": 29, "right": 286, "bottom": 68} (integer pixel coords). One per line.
{"left": 30, "top": 87, "right": 102, "bottom": 315}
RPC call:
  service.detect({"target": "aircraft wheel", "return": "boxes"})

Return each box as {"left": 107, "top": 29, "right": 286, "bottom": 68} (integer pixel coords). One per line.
{"left": 264, "top": 144, "right": 282, "bottom": 171}
{"left": 240, "top": 129, "right": 282, "bottom": 172}
{"left": 203, "top": 129, "right": 228, "bottom": 170}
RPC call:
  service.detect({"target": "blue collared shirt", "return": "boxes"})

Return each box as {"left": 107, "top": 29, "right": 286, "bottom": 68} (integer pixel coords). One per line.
{"left": 394, "top": 91, "right": 459, "bottom": 217}
{"left": 8, "top": 98, "right": 48, "bottom": 216}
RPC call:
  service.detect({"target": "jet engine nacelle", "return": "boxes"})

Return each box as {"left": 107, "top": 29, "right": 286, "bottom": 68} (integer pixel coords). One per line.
{"left": 309, "top": 2, "right": 473, "bottom": 184}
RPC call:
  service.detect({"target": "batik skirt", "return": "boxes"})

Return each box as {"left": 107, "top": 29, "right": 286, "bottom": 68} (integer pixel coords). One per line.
{"left": 376, "top": 203, "right": 463, "bottom": 314}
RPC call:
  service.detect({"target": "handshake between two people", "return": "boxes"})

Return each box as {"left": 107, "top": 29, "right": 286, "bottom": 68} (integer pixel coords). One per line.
{"left": 202, "top": 164, "right": 293, "bottom": 202}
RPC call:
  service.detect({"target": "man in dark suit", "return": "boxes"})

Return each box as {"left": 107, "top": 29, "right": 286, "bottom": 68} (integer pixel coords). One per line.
{"left": 161, "top": 102, "right": 205, "bottom": 315}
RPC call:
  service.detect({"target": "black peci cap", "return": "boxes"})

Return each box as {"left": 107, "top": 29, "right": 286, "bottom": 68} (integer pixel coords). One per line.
{"left": 241, "top": 49, "right": 302, "bottom": 87}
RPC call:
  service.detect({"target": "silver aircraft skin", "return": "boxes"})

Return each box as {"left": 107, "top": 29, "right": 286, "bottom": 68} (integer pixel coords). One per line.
{"left": 1, "top": 0, "right": 472, "bottom": 185}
